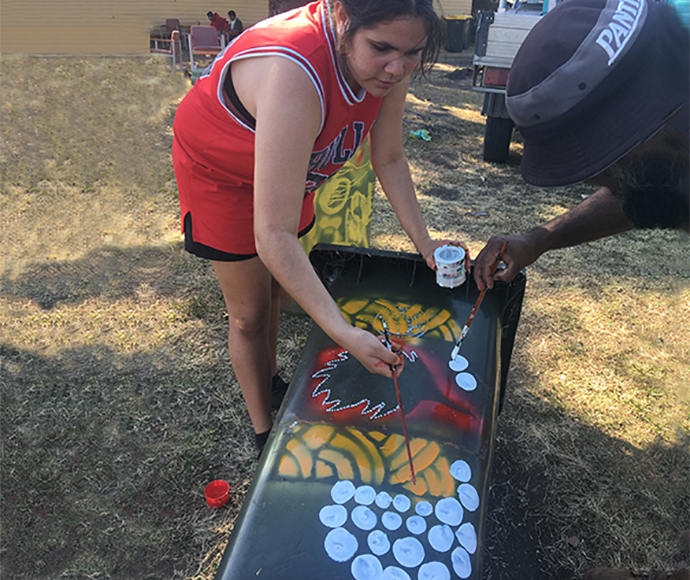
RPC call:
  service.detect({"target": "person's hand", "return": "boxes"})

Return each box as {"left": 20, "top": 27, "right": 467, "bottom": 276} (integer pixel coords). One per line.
{"left": 418, "top": 238, "right": 471, "bottom": 272}
{"left": 343, "top": 327, "right": 401, "bottom": 378}
{"left": 473, "top": 233, "right": 543, "bottom": 290}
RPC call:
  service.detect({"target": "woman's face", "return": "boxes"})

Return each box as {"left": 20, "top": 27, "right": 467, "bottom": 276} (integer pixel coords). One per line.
{"left": 336, "top": 8, "right": 428, "bottom": 97}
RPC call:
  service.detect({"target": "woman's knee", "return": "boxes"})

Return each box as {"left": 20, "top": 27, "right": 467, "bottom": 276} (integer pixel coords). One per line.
{"left": 228, "top": 310, "right": 271, "bottom": 341}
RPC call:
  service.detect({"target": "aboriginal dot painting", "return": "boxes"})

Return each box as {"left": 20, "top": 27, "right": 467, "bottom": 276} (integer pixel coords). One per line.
{"left": 214, "top": 246, "right": 525, "bottom": 580}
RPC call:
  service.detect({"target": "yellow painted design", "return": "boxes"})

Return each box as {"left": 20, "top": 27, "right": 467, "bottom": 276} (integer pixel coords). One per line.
{"left": 335, "top": 297, "right": 461, "bottom": 340}
{"left": 341, "top": 299, "right": 370, "bottom": 315}
{"left": 300, "top": 136, "right": 375, "bottom": 255}
{"left": 276, "top": 424, "right": 460, "bottom": 500}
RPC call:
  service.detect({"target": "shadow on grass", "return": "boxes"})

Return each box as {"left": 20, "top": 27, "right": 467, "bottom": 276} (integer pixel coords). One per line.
{"left": 1, "top": 244, "right": 313, "bottom": 579}
{"left": 483, "top": 372, "right": 690, "bottom": 580}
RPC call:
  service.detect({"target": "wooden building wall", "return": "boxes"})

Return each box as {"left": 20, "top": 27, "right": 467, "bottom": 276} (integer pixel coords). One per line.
{"left": 0, "top": 0, "right": 270, "bottom": 55}
{"left": 0, "top": 0, "right": 471, "bottom": 55}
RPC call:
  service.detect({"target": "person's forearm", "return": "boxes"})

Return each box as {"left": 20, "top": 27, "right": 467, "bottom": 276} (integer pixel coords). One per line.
{"left": 255, "top": 230, "right": 355, "bottom": 343}
{"left": 530, "top": 187, "right": 634, "bottom": 252}
{"left": 373, "top": 155, "right": 434, "bottom": 255}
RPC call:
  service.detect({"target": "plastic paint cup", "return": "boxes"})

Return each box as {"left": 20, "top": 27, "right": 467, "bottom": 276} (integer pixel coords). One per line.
{"left": 434, "top": 245, "right": 466, "bottom": 288}
{"left": 205, "top": 480, "right": 230, "bottom": 509}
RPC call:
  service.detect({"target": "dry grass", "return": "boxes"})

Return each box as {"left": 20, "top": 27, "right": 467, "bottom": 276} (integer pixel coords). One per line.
{"left": 1, "top": 52, "right": 688, "bottom": 579}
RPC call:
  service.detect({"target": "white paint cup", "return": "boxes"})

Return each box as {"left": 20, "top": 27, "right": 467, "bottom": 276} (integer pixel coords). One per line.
{"left": 434, "top": 245, "right": 466, "bottom": 288}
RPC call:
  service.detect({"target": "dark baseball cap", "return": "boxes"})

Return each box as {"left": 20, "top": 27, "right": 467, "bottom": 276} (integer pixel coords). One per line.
{"left": 506, "top": 0, "right": 689, "bottom": 187}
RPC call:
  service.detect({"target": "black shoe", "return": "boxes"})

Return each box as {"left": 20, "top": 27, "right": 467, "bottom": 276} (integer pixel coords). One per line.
{"left": 255, "top": 429, "right": 270, "bottom": 458}
{"left": 271, "top": 374, "right": 289, "bottom": 410}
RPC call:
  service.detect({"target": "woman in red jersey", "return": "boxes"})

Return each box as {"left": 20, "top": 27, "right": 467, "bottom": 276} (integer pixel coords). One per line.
{"left": 173, "top": 0, "right": 464, "bottom": 451}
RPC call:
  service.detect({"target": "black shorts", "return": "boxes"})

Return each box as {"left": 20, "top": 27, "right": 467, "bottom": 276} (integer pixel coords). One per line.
{"left": 183, "top": 212, "right": 316, "bottom": 262}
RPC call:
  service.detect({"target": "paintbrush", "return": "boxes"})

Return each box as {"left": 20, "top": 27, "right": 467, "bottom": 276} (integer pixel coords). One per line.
{"left": 382, "top": 323, "right": 416, "bottom": 485}
{"left": 450, "top": 241, "right": 508, "bottom": 360}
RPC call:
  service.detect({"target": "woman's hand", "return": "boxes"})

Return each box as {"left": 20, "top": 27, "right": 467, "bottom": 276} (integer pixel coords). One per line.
{"left": 342, "top": 327, "right": 402, "bottom": 378}
{"left": 418, "top": 238, "right": 471, "bottom": 272}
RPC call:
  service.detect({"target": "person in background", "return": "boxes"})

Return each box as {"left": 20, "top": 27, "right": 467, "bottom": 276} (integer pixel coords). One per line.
{"left": 173, "top": 0, "right": 463, "bottom": 454}
{"left": 474, "top": 0, "right": 688, "bottom": 292}
{"left": 226, "top": 10, "right": 244, "bottom": 39}
{"left": 207, "top": 10, "right": 230, "bottom": 33}
{"left": 473, "top": 1, "right": 688, "bottom": 579}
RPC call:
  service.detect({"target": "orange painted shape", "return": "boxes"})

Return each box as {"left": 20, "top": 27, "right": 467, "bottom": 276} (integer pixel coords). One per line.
{"left": 332, "top": 433, "right": 372, "bottom": 482}
{"left": 347, "top": 427, "right": 384, "bottom": 485}
{"left": 290, "top": 441, "right": 313, "bottom": 477}
{"left": 318, "top": 449, "right": 355, "bottom": 480}
{"left": 424, "top": 457, "right": 456, "bottom": 497}
{"left": 403, "top": 477, "right": 428, "bottom": 496}
{"left": 303, "top": 425, "right": 334, "bottom": 449}
{"left": 390, "top": 438, "right": 427, "bottom": 471}
{"left": 369, "top": 431, "right": 386, "bottom": 442}
{"left": 380, "top": 433, "right": 405, "bottom": 457}
{"left": 316, "top": 459, "right": 334, "bottom": 478}
{"left": 278, "top": 455, "right": 299, "bottom": 478}
{"left": 411, "top": 441, "right": 441, "bottom": 473}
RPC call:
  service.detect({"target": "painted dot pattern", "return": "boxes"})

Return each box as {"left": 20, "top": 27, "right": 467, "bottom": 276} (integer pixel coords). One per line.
{"left": 317, "top": 336, "right": 483, "bottom": 578}
{"left": 319, "top": 458, "right": 481, "bottom": 579}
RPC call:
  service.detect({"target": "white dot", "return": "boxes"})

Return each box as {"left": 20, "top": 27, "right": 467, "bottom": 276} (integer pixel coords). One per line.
{"left": 376, "top": 491, "right": 393, "bottom": 509}
{"left": 418, "top": 561, "right": 451, "bottom": 580}
{"left": 456, "top": 522, "right": 477, "bottom": 554}
{"left": 434, "top": 497, "right": 463, "bottom": 526}
{"left": 451, "top": 546, "right": 472, "bottom": 579}
{"left": 393, "top": 494, "right": 411, "bottom": 513}
{"left": 368, "top": 529, "right": 391, "bottom": 556}
{"left": 354, "top": 485, "right": 376, "bottom": 505}
{"left": 415, "top": 501, "right": 433, "bottom": 517}
{"left": 457, "top": 483, "right": 479, "bottom": 512}
{"left": 449, "top": 355, "right": 468, "bottom": 372}
{"left": 324, "top": 527, "right": 358, "bottom": 562}
{"left": 455, "top": 373, "right": 477, "bottom": 391}
{"left": 381, "top": 567, "right": 411, "bottom": 580}
{"left": 319, "top": 504, "right": 347, "bottom": 528}
{"left": 352, "top": 505, "right": 377, "bottom": 531}
{"left": 351, "top": 554, "right": 383, "bottom": 580}
{"left": 449, "top": 460, "right": 472, "bottom": 483}
{"left": 406, "top": 515, "right": 427, "bottom": 535}
{"left": 428, "top": 524, "right": 454, "bottom": 553}
{"left": 393, "top": 537, "right": 425, "bottom": 568}
{"left": 382, "top": 511, "right": 403, "bottom": 531}
{"left": 331, "top": 480, "right": 356, "bottom": 504}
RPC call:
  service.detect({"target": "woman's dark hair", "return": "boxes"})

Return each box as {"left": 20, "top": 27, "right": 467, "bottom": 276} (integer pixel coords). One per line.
{"left": 333, "top": 0, "right": 442, "bottom": 73}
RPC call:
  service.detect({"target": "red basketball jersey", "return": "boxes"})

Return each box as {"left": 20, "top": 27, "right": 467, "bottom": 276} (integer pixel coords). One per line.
{"left": 173, "top": 0, "right": 383, "bottom": 255}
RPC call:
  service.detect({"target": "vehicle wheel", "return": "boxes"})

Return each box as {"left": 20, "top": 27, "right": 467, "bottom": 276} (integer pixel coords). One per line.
{"left": 483, "top": 116, "right": 514, "bottom": 163}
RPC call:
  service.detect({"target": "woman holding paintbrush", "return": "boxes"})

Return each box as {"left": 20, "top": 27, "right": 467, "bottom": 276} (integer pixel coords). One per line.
{"left": 172, "top": 0, "right": 463, "bottom": 452}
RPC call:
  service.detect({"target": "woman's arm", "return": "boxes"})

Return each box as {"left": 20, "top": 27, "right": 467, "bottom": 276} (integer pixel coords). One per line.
{"left": 232, "top": 56, "right": 399, "bottom": 376}
{"left": 369, "top": 79, "right": 460, "bottom": 269}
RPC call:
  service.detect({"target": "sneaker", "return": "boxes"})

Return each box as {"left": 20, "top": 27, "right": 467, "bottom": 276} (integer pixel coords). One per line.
{"left": 271, "top": 373, "right": 289, "bottom": 410}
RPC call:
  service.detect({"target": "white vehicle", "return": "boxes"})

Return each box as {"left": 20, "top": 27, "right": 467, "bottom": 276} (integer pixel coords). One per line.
{"left": 472, "top": 0, "right": 558, "bottom": 162}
